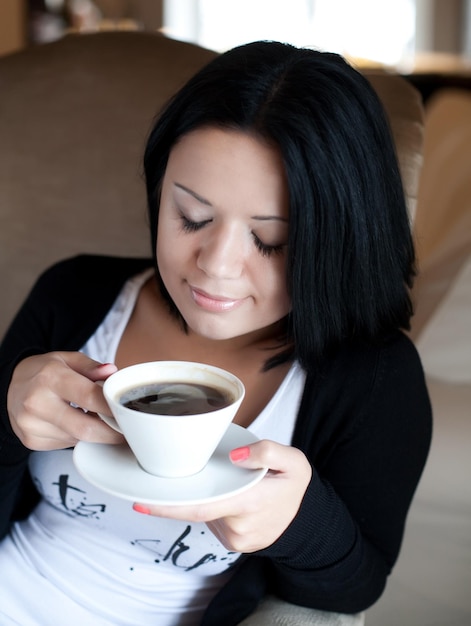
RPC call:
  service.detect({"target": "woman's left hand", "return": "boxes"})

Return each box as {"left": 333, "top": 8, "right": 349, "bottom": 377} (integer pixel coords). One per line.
{"left": 133, "top": 440, "right": 312, "bottom": 553}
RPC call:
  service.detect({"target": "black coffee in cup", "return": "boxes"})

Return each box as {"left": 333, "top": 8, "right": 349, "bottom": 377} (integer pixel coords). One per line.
{"left": 119, "top": 382, "right": 234, "bottom": 416}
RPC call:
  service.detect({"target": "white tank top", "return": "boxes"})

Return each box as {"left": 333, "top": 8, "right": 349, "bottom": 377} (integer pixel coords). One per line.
{"left": 0, "top": 270, "right": 306, "bottom": 626}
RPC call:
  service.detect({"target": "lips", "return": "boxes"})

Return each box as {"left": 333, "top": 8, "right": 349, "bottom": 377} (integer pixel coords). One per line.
{"left": 189, "top": 286, "right": 246, "bottom": 312}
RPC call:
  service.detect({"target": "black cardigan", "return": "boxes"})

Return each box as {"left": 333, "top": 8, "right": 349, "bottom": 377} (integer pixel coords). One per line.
{"left": 0, "top": 255, "right": 432, "bottom": 625}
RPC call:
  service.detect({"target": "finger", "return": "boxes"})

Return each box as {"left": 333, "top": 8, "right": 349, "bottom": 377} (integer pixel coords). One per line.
{"left": 62, "top": 406, "right": 125, "bottom": 444}
{"left": 53, "top": 352, "right": 118, "bottom": 383}
{"left": 132, "top": 442, "right": 298, "bottom": 521}
{"left": 8, "top": 352, "right": 122, "bottom": 450}
{"left": 132, "top": 499, "right": 234, "bottom": 523}
{"left": 229, "top": 439, "right": 307, "bottom": 474}
{"left": 36, "top": 354, "right": 115, "bottom": 417}
{"left": 19, "top": 402, "right": 125, "bottom": 449}
{"left": 53, "top": 353, "right": 117, "bottom": 415}
{"left": 131, "top": 482, "right": 259, "bottom": 523}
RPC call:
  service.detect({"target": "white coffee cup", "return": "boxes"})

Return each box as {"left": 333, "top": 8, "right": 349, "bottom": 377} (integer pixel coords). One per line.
{"left": 101, "top": 361, "right": 245, "bottom": 478}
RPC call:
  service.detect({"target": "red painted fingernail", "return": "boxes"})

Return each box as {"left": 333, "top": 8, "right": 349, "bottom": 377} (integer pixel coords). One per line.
{"left": 133, "top": 503, "right": 151, "bottom": 515}
{"left": 230, "top": 446, "right": 250, "bottom": 462}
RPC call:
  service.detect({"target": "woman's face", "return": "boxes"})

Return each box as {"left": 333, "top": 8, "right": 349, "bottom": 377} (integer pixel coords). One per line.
{"left": 157, "top": 126, "right": 291, "bottom": 342}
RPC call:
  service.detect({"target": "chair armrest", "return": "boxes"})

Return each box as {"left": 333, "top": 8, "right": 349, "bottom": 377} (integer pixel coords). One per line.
{"left": 238, "top": 595, "right": 366, "bottom": 626}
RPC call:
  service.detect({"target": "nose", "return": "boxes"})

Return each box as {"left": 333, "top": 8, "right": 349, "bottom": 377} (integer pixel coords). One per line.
{"left": 196, "top": 222, "right": 245, "bottom": 280}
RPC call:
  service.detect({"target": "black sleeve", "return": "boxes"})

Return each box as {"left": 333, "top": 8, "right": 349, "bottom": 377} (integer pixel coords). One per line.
{"left": 256, "top": 333, "right": 432, "bottom": 613}
{"left": 0, "top": 266, "right": 60, "bottom": 539}
{"left": 0, "top": 255, "right": 152, "bottom": 539}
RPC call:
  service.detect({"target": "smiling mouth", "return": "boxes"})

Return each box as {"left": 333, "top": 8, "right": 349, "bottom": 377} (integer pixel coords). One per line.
{"left": 189, "top": 286, "right": 246, "bottom": 312}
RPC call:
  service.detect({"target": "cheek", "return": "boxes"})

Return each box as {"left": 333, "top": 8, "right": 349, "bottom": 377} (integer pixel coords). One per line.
{"left": 156, "top": 228, "right": 175, "bottom": 281}
{"left": 276, "top": 263, "right": 291, "bottom": 313}
{"left": 276, "top": 288, "right": 292, "bottom": 317}
{"left": 157, "top": 216, "right": 179, "bottom": 263}
{"left": 155, "top": 229, "right": 165, "bottom": 268}
{"left": 261, "top": 259, "right": 291, "bottom": 311}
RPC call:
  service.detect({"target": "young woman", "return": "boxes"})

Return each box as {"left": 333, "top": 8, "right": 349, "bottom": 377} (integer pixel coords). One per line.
{"left": 0, "top": 41, "right": 431, "bottom": 625}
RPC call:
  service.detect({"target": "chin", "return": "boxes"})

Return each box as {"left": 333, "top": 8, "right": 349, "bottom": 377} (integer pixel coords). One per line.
{"left": 189, "top": 324, "right": 241, "bottom": 342}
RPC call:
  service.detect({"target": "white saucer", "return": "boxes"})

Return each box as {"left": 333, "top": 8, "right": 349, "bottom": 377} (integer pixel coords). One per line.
{"left": 73, "top": 424, "right": 267, "bottom": 505}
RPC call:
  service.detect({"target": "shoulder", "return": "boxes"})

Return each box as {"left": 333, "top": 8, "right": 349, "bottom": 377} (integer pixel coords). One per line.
{"left": 295, "top": 331, "right": 432, "bottom": 450}
{"left": 347, "top": 331, "right": 431, "bottom": 418}
{"left": 304, "top": 331, "right": 425, "bottom": 400}
{"left": 35, "top": 254, "right": 153, "bottom": 292}
{"left": 29, "top": 255, "right": 154, "bottom": 349}
{"left": 322, "top": 330, "right": 426, "bottom": 396}
{"left": 359, "top": 331, "right": 426, "bottom": 393}
{"left": 31, "top": 254, "right": 153, "bottom": 310}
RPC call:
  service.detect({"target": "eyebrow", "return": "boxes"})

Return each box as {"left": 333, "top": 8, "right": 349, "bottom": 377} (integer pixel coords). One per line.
{"left": 175, "top": 182, "right": 212, "bottom": 206}
{"left": 174, "top": 182, "right": 288, "bottom": 223}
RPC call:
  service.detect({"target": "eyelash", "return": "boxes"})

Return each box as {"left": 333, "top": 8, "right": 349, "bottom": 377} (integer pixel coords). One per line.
{"left": 179, "top": 214, "right": 209, "bottom": 233}
{"left": 179, "top": 214, "right": 284, "bottom": 258}
{"left": 252, "top": 234, "right": 284, "bottom": 257}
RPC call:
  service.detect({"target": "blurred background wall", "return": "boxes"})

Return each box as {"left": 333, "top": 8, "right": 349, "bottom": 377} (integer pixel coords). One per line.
{"left": 1, "top": 0, "right": 470, "bottom": 71}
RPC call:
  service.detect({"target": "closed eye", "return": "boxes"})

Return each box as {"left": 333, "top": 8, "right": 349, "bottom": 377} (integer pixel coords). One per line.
{"left": 179, "top": 214, "right": 212, "bottom": 232}
{"left": 252, "top": 232, "right": 285, "bottom": 257}
{"left": 179, "top": 212, "right": 285, "bottom": 257}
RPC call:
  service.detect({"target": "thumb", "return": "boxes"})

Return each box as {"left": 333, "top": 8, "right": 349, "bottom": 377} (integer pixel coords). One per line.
{"left": 229, "top": 439, "right": 285, "bottom": 472}
{"left": 230, "top": 440, "right": 307, "bottom": 475}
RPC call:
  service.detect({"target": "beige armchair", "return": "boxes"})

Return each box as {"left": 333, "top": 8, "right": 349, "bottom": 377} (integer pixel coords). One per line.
{"left": 409, "top": 88, "right": 471, "bottom": 343}
{"left": 0, "top": 32, "right": 215, "bottom": 338}
{"left": 0, "top": 32, "right": 425, "bottom": 625}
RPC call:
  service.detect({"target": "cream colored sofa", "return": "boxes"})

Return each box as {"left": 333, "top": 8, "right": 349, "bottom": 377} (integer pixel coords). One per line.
{"left": 1, "top": 32, "right": 469, "bottom": 625}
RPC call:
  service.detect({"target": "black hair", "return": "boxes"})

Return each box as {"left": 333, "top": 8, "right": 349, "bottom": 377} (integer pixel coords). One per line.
{"left": 144, "top": 40, "right": 415, "bottom": 373}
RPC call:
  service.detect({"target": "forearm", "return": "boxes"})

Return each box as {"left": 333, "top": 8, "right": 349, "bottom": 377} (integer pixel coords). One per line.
{"left": 256, "top": 335, "right": 432, "bottom": 613}
{"left": 257, "top": 470, "right": 388, "bottom": 613}
{"left": 0, "top": 351, "right": 38, "bottom": 539}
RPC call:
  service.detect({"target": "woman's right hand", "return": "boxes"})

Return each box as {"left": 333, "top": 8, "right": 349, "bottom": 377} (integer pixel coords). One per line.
{"left": 7, "top": 351, "right": 124, "bottom": 450}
